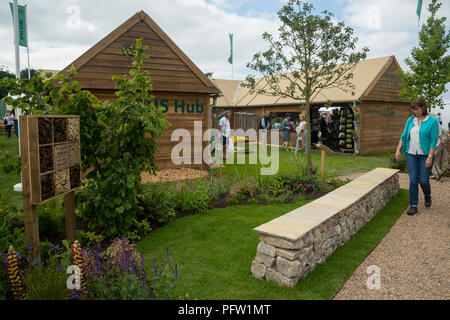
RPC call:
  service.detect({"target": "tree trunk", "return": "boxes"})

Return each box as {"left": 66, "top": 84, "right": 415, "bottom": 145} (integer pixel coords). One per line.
{"left": 305, "top": 97, "right": 312, "bottom": 177}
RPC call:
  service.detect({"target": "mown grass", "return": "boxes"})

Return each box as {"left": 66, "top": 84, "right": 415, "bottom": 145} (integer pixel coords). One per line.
{"left": 0, "top": 135, "right": 22, "bottom": 209}
{"left": 220, "top": 144, "right": 392, "bottom": 179}
{"left": 137, "top": 189, "right": 409, "bottom": 300}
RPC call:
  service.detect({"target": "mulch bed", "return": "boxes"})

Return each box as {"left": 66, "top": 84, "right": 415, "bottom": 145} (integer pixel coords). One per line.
{"left": 141, "top": 168, "right": 208, "bottom": 183}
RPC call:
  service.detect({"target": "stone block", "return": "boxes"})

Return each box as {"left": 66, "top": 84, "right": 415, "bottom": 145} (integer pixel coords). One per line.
{"left": 255, "top": 253, "right": 276, "bottom": 267}
{"left": 276, "top": 256, "right": 302, "bottom": 278}
{"left": 251, "top": 261, "right": 267, "bottom": 279}
{"left": 276, "top": 248, "right": 300, "bottom": 261}
{"left": 266, "top": 268, "right": 298, "bottom": 288}
{"left": 257, "top": 241, "right": 276, "bottom": 257}
{"left": 260, "top": 235, "right": 304, "bottom": 250}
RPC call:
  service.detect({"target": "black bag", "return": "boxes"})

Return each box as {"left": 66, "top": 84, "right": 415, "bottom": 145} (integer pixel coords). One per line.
{"left": 3, "top": 118, "right": 7, "bottom": 125}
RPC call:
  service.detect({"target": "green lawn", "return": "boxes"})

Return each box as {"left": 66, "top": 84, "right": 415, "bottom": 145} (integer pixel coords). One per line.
{"left": 0, "top": 135, "right": 22, "bottom": 209}
{"left": 137, "top": 190, "right": 409, "bottom": 300}
{"left": 219, "top": 144, "right": 392, "bottom": 178}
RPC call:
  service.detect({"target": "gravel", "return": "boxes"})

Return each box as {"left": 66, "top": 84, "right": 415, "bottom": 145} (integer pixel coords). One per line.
{"left": 141, "top": 168, "right": 209, "bottom": 184}
{"left": 333, "top": 172, "right": 450, "bottom": 300}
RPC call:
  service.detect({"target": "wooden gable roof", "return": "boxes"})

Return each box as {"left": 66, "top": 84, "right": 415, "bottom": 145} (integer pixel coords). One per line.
{"left": 360, "top": 56, "right": 409, "bottom": 102}
{"left": 58, "top": 11, "right": 220, "bottom": 94}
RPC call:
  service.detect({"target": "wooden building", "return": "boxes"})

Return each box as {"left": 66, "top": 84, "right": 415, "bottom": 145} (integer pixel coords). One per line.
{"left": 212, "top": 56, "right": 411, "bottom": 155}
{"left": 58, "top": 11, "right": 221, "bottom": 169}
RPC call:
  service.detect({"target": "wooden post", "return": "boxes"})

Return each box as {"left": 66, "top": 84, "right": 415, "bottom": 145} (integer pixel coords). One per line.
{"left": 321, "top": 149, "right": 326, "bottom": 177}
{"left": 19, "top": 116, "right": 40, "bottom": 259}
{"left": 64, "top": 191, "right": 77, "bottom": 242}
{"left": 314, "top": 143, "right": 335, "bottom": 178}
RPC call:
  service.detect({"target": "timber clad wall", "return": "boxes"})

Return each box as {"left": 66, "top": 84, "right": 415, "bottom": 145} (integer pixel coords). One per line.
{"left": 359, "top": 101, "right": 410, "bottom": 155}
{"left": 92, "top": 90, "right": 210, "bottom": 169}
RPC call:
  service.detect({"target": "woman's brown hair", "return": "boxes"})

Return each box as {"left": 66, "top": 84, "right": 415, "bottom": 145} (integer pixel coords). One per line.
{"left": 410, "top": 98, "right": 428, "bottom": 116}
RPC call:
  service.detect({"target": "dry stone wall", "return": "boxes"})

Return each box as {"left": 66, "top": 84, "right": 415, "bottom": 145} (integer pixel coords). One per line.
{"left": 251, "top": 168, "right": 400, "bottom": 287}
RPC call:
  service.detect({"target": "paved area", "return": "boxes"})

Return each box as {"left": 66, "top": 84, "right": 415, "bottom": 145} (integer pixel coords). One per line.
{"left": 333, "top": 172, "right": 450, "bottom": 300}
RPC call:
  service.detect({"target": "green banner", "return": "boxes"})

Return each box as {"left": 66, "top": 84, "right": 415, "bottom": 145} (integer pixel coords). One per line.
{"left": 228, "top": 33, "right": 233, "bottom": 65}
{"left": 0, "top": 100, "right": 6, "bottom": 119}
{"left": 416, "top": 0, "right": 423, "bottom": 20}
{"left": 9, "top": 3, "right": 27, "bottom": 47}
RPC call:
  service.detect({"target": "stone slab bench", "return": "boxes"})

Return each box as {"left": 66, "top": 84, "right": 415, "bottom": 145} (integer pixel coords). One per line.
{"left": 251, "top": 168, "right": 400, "bottom": 287}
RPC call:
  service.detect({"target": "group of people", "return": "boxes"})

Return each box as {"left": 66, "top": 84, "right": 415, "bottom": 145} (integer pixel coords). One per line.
{"left": 279, "top": 113, "right": 307, "bottom": 153}
{"left": 2, "top": 109, "right": 25, "bottom": 138}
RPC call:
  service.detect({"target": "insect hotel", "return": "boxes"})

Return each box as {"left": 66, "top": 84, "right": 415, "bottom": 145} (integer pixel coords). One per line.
{"left": 20, "top": 115, "right": 81, "bottom": 258}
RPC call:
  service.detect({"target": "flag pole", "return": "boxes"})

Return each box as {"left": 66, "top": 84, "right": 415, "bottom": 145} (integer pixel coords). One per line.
{"left": 25, "top": 4, "right": 30, "bottom": 79}
{"left": 13, "top": 0, "right": 20, "bottom": 78}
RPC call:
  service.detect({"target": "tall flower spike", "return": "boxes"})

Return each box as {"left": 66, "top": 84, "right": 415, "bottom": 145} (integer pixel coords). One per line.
{"left": 71, "top": 241, "right": 87, "bottom": 297}
{"left": 6, "top": 246, "right": 25, "bottom": 300}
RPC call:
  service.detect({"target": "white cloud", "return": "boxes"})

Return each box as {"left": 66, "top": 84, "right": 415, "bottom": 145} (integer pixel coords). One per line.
{"left": 0, "top": 0, "right": 280, "bottom": 80}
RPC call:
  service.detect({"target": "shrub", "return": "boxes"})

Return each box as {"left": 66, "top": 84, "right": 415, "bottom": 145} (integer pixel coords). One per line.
{"left": 37, "top": 198, "right": 64, "bottom": 238}
{"left": 387, "top": 152, "right": 407, "bottom": 172}
{"left": 247, "top": 198, "right": 259, "bottom": 205}
{"left": 176, "top": 181, "right": 210, "bottom": 214}
{"left": 229, "top": 177, "right": 257, "bottom": 197}
{"left": 137, "top": 182, "right": 177, "bottom": 224}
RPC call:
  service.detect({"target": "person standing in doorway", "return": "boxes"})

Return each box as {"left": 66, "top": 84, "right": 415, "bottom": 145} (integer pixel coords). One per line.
{"left": 395, "top": 98, "right": 439, "bottom": 216}
{"left": 259, "top": 111, "right": 272, "bottom": 149}
{"left": 218, "top": 111, "right": 232, "bottom": 163}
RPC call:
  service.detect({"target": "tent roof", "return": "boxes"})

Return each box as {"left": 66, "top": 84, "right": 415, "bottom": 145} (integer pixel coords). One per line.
{"left": 213, "top": 55, "right": 404, "bottom": 107}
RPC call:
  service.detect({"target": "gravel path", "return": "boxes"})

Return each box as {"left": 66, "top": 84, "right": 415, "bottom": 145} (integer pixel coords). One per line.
{"left": 332, "top": 172, "right": 450, "bottom": 300}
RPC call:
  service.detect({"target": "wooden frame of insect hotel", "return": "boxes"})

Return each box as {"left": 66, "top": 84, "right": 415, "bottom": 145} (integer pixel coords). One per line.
{"left": 19, "top": 115, "right": 81, "bottom": 258}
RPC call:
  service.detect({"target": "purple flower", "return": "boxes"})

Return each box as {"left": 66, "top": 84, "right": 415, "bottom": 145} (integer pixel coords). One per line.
{"left": 97, "top": 241, "right": 102, "bottom": 251}
{"left": 174, "top": 264, "right": 178, "bottom": 279}
{"left": 51, "top": 245, "right": 59, "bottom": 251}
{"left": 166, "top": 248, "right": 170, "bottom": 263}
{"left": 140, "top": 253, "right": 145, "bottom": 270}
{"left": 33, "top": 258, "right": 40, "bottom": 266}
{"left": 312, "top": 174, "right": 315, "bottom": 177}
{"left": 71, "top": 291, "right": 79, "bottom": 299}
{"left": 3, "top": 258, "right": 6, "bottom": 264}
{"left": 154, "top": 266, "right": 158, "bottom": 279}
{"left": 18, "top": 253, "right": 23, "bottom": 259}
{"left": 318, "top": 180, "right": 321, "bottom": 184}
{"left": 27, "top": 244, "right": 33, "bottom": 250}
{"left": 0, "top": 251, "right": 2, "bottom": 256}
{"left": 58, "top": 265, "right": 64, "bottom": 271}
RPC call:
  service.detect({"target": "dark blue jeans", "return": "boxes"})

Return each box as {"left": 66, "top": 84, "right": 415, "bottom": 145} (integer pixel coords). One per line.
{"left": 5, "top": 125, "right": 12, "bottom": 138}
{"left": 13, "top": 119, "right": 19, "bottom": 137}
{"left": 405, "top": 153, "right": 433, "bottom": 206}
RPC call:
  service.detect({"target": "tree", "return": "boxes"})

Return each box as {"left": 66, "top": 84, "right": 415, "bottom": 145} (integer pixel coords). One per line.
{"left": 20, "top": 68, "right": 39, "bottom": 79}
{"left": 398, "top": 0, "right": 450, "bottom": 111}
{"left": 0, "top": 70, "right": 15, "bottom": 99}
{"left": 242, "top": 0, "right": 368, "bottom": 176}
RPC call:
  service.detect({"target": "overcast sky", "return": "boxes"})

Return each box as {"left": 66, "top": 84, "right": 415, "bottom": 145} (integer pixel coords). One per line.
{"left": 0, "top": 0, "right": 449, "bottom": 103}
